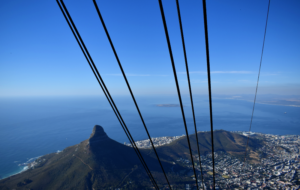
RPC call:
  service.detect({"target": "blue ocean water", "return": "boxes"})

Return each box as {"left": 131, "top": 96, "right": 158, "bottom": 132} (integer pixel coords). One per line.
{"left": 0, "top": 95, "right": 299, "bottom": 179}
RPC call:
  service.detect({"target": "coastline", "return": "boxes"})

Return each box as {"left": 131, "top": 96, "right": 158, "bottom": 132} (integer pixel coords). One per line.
{"left": 0, "top": 155, "right": 42, "bottom": 180}
{"left": 0, "top": 166, "right": 28, "bottom": 180}
{"left": 1, "top": 130, "right": 298, "bottom": 181}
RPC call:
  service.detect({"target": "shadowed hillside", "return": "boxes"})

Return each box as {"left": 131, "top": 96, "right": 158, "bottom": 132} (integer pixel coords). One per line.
{"left": 0, "top": 125, "right": 183, "bottom": 190}
{"left": 145, "top": 130, "right": 263, "bottom": 163}
{"left": 0, "top": 127, "right": 264, "bottom": 190}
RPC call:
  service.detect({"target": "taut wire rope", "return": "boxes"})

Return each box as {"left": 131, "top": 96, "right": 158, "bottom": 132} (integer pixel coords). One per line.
{"left": 201, "top": 0, "right": 216, "bottom": 189}
{"left": 93, "top": 0, "right": 173, "bottom": 189}
{"left": 57, "top": 0, "right": 159, "bottom": 189}
{"left": 158, "top": 0, "right": 199, "bottom": 189}
{"left": 175, "top": 0, "right": 205, "bottom": 189}
{"left": 244, "top": 0, "right": 271, "bottom": 165}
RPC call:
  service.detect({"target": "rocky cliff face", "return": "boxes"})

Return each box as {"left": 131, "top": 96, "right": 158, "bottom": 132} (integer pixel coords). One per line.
{"left": 89, "top": 125, "right": 110, "bottom": 144}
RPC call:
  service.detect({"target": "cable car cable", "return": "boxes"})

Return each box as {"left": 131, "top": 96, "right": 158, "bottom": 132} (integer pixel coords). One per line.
{"left": 175, "top": 0, "right": 205, "bottom": 189}
{"left": 57, "top": 1, "right": 159, "bottom": 189}
{"left": 244, "top": 0, "right": 271, "bottom": 165}
{"left": 158, "top": 0, "right": 199, "bottom": 189}
{"left": 92, "top": 1, "right": 173, "bottom": 189}
{"left": 201, "top": 0, "right": 216, "bottom": 189}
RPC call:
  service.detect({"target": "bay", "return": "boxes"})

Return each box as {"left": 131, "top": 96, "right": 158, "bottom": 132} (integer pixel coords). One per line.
{"left": 0, "top": 95, "right": 299, "bottom": 179}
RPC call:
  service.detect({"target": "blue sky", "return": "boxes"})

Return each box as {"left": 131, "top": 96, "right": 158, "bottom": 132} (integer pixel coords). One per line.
{"left": 0, "top": 0, "right": 299, "bottom": 97}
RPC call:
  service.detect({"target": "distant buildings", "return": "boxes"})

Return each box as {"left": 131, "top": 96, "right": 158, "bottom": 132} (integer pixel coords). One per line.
{"left": 125, "top": 131, "right": 300, "bottom": 189}
{"left": 124, "top": 135, "right": 185, "bottom": 148}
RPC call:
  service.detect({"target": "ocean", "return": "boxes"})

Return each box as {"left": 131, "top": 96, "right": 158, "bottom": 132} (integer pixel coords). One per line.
{"left": 0, "top": 95, "right": 299, "bottom": 179}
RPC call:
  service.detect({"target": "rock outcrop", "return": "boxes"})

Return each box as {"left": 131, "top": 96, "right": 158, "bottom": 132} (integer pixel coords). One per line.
{"left": 89, "top": 125, "right": 109, "bottom": 144}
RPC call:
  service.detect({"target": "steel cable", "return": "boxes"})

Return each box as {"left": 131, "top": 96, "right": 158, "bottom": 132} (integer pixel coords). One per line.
{"left": 92, "top": 1, "right": 173, "bottom": 189}
{"left": 201, "top": 0, "right": 216, "bottom": 189}
{"left": 158, "top": 0, "right": 199, "bottom": 189}
{"left": 244, "top": 0, "right": 271, "bottom": 165}
{"left": 57, "top": 0, "right": 159, "bottom": 189}
{"left": 175, "top": 0, "right": 205, "bottom": 189}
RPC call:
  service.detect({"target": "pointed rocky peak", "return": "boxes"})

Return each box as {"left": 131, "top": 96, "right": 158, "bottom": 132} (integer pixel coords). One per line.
{"left": 89, "top": 125, "right": 109, "bottom": 144}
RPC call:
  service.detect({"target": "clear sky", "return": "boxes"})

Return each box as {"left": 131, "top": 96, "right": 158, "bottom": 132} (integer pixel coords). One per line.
{"left": 0, "top": 0, "right": 299, "bottom": 97}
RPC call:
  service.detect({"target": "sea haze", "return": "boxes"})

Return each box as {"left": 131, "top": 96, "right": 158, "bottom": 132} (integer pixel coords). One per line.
{"left": 0, "top": 95, "right": 299, "bottom": 179}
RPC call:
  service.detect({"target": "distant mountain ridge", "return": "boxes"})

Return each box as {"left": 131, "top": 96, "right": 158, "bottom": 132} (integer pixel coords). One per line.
{"left": 0, "top": 125, "right": 263, "bottom": 190}
{"left": 150, "top": 129, "right": 263, "bottom": 162}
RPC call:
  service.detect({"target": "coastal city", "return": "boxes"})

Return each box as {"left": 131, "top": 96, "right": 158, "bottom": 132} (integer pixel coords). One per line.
{"left": 126, "top": 132, "right": 300, "bottom": 190}
{"left": 124, "top": 134, "right": 186, "bottom": 148}
{"left": 10, "top": 131, "right": 300, "bottom": 190}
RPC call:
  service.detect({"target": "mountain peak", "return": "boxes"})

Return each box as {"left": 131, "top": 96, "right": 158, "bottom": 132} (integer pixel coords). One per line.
{"left": 89, "top": 125, "right": 109, "bottom": 144}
